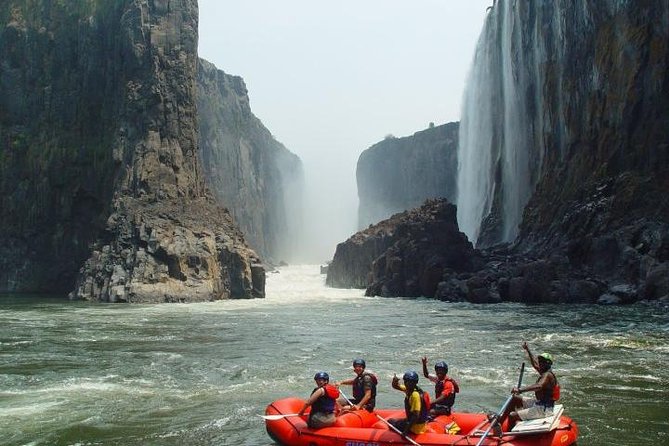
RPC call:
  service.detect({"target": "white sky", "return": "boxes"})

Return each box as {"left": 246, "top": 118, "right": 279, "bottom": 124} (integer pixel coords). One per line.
{"left": 198, "top": 1, "right": 491, "bottom": 262}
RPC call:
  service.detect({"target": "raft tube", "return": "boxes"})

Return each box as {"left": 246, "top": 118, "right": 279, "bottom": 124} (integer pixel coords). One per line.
{"left": 265, "top": 397, "right": 578, "bottom": 446}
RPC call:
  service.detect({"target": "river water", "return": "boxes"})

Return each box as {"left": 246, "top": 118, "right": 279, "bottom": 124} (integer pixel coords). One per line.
{"left": 1, "top": 265, "right": 667, "bottom": 446}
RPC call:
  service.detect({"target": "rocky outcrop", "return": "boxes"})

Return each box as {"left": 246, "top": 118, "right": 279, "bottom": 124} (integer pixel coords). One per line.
{"left": 197, "top": 59, "right": 304, "bottom": 262}
{"left": 327, "top": 198, "right": 623, "bottom": 304}
{"left": 0, "top": 0, "right": 265, "bottom": 301}
{"left": 357, "top": 123, "right": 458, "bottom": 228}
{"left": 327, "top": 199, "right": 480, "bottom": 297}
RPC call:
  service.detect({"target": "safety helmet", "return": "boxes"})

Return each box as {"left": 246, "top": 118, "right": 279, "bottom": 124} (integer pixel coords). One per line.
{"left": 353, "top": 358, "right": 366, "bottom": 368}
{"left": 538, "top": 353, "right": 553, "bottom": 363}
{"left": 434, "top": 361, "right": 448, "bottom": 373}
{"left": 402, "top": 370, "right": 419, "bottom": 383}
{"left": 314, "top": 371, "right": 330, "bottom": 381}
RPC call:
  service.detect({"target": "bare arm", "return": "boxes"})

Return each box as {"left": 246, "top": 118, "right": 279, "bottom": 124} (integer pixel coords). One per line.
{"left": 391, "top": 374, "right": 403, "bottom": 391}
{"left": 298, "top": 388, "right": 324, "bottom": 416}
{"left": 421, "top": 356, "right": 437, "bottom": 382}
{"left": 515, "top": 372, "right": 550, "bottom": 394}
{"left": 421, "top": 356, "right": 430, "bottom": 378}
{"left": 523, "top": 341, "right": 540, "bottom": 372}
{"left": 354, "top": 388, "right": 372, "bottom": 409}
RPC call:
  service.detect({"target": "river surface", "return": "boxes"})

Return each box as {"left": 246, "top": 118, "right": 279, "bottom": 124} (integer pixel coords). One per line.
{"left": 1, "top": 265, "right": 668, "bottom": 446}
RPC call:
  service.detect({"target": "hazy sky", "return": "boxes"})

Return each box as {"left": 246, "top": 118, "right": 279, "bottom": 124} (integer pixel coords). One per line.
{"left": 198, "top": 1, "right": 491, "bottom": 262}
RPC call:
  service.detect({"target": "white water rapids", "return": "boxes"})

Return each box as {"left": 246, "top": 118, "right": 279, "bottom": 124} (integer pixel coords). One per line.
{"left": 1, "top": 265, "right": 667, "bottom": 445}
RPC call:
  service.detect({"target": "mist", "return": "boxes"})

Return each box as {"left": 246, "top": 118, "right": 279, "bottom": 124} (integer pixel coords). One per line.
{"left": 198, "top": 0, "right": 491, "bottom": 264}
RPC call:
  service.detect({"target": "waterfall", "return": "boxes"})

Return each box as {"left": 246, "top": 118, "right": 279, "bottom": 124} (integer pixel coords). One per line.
{"left": 456, "top": 0, "right": 542, "bottom": 245}
{"left": 456, "top": 20, "right": 497, "bottom": 243}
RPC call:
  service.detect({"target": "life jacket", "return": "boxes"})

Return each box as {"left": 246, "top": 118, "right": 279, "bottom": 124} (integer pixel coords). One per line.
{"left": 551, "top": 372, "right": 560, "bottom": 401}
{"left": 311, "top": 384, "right": 339, "bottom": 414}
{"left": 434, "top": 376, "right": 459, "bottom": 407}
{"left": 404, "top": 386, "right": 430, "bottom": 423}
{"left": 538, "top": 371, "right": 559, "bottom": 406}
{"left": 353, "top": 372, "right": 378, "bottom": 405}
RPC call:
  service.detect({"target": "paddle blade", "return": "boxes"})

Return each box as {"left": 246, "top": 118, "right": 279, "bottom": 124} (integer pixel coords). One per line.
{"left": 260, "top": 413, "right": 301, "bottom": 420}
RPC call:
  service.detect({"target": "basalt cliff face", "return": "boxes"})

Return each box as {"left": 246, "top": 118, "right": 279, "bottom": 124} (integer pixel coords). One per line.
{"left": 0, "top": 0, "right": 265, "bottom": 301}
{"left": 356, "top": 123, "right": 458, "bottom": 228}
{"left": 197, "top": 59, "right": 304, "bottom": 263}
{"left": 460, "top": 1, "right": 668, "bottom": 262}
{"left": 332, "top": 1, "right": 668, "bottom": 305}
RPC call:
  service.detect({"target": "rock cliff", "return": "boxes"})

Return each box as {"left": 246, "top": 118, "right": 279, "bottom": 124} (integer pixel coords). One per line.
{"left": 197, "top": 59, "right": 304, "bottom": 263}
{"left": 332, "top": 1, "right": 668, "bottom": 305}
{"left": 0, "top": 0, "right": 265, "bottom": 301}
{"left": 356, "top": 123, "right": 458, "bottom": 228}
{"left": 459, "top": 1, "right": 668, "bottom": 260}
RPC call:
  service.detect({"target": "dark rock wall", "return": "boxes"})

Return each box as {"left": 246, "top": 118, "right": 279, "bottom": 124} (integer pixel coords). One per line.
{"left": 197, "top": 59, "right": 304, "bottom": 263}
{"left": 1, "top": 2, "right": 126, "bottom": 292}
{"left": 357, "top": 123, "right": 458, "bottom": 228}
{"left": 462, "top": 0, "right": 668, "bottom": 251}
{"left": 330, "top": 1, "right": 668, "bottom": 305}
{"left": 0, "top": 0, "right": 265, "bottom": 301}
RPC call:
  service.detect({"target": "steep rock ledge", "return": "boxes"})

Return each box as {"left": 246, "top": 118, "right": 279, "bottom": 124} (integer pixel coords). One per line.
{"left": 0, "top": 0, "right": 265, "bottom": 301}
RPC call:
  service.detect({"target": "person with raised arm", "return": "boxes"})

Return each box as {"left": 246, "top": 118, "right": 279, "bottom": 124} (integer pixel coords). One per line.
{"left": 501, "top": 342, "right": 560, "bottom": 429}
{"left": 387, "top": 371, "right": 430, "bottom": 436}
{"left": 421, "top": 356, "right": 459, "bottom": 416}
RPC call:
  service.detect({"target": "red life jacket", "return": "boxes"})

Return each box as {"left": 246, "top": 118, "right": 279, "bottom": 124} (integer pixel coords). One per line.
{"left": 435, "top": 376, "right": 459, "bottom": 407}
{"left": 324, "top": 384, "right": 340, "bottom": 399}
{"left": 538, "top": 371, "right": 559, "bottom": 406}
{"left": 311, "top": 385, "right": 339, "bottom": 414}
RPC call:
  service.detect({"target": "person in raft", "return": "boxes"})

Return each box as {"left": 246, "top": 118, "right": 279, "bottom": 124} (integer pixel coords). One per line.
{"left": 298, "top": 371, "right": 341, "bottom": 429}
{"left": 502, "top": 342, "right": 560, "bottom": 429}
{"left": 335, "top": 358, "right": 378, "bottom": 412}
{"left": 421, "top": 356, "right": 460, "bottom": 416}
{"left": 388, "top": 371, "right": 430, "bottom": 436}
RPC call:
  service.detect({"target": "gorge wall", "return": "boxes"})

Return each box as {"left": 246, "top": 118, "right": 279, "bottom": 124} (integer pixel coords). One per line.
{"left": 0, "top": 0, "right": 265, "bottom": 301}
{"left": 458, "top": 0, "right": 668, "bottom": 252}
{"left": 356, "top": 123, "right": 458, "bottom": 228}
{"left": 197, "top": 59, "right": 304, "bottom": 263}
{"left": 331, "top": 0, "right": 668, "bottom": 304}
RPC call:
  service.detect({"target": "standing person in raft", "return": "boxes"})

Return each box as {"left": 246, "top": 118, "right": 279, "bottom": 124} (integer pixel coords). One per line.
{"left": 388, "top": 371, "right": 430, "bottom": 436}
{"left": 335, "top": 358, "right": 378, "bottom": 412}
{"left": 298, "top": 371, "right": 340, "bottom": 429}
{"left": 501, "top": 342, "right": 560, "bottom": 429}
{"left": 421, "top": 357, "right": 459, "bottom": 416}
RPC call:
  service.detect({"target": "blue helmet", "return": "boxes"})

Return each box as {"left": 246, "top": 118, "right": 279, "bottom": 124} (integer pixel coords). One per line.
{"left": 353, "top": 358, "right": 366, "bottom": 368}
{"left": 435, "top": 361, "right": 448, "bottom": 373}
{"left": 403, "top": 370, "right": 419, "bottom": 383}
{"left": 314, "top": 371, "right": 329, "bottom": 382}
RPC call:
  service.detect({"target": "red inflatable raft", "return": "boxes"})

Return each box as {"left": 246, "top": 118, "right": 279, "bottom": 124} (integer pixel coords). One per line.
{"left": 264, "top": 397, "right": 578, "bottom": 446}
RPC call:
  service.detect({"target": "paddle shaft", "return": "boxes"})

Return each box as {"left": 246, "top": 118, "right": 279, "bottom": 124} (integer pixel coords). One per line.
{"left": 340, "top": 388, "right": 423, "bottom": 446}
{"left": 475, "top": 362, "right": 525, "bottom": 446}
{"left": 260, "top": 413, "right": 301, "bottom": 420}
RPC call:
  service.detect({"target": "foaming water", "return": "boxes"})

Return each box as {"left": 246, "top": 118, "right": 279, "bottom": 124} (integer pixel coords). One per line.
{"left": 1, "top": 265, "right": 668, "bottom": 445}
